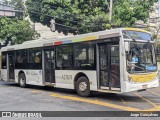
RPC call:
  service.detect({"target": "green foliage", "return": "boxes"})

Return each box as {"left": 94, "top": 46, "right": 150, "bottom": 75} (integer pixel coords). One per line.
{"left": 26, "top": 0, "right": 158, "bottom": 34}
{"left": 0, "top": 17, "right": 40, "bottom": 44}
{"left": 112, "top": 0, "right": 158, "bottom": 27}
{"left": 26, "top": 0, "right": 110, "bottom": 34}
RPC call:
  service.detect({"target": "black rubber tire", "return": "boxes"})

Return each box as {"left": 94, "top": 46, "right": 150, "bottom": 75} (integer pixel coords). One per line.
{"left": 76, "top": 76, "right": 90, "bottom": 97}
{"left": 19, "top": 73, "right": 26, "bottom": 88}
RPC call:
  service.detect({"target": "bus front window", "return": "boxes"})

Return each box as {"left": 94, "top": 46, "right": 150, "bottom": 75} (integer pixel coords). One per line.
{"left": 126, "top": 42, "right": 157, "bottom": 73}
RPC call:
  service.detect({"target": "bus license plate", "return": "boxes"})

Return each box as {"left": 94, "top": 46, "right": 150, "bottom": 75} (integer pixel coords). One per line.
{"left": 142, "top": 84, "right": 147, "bottom": 89}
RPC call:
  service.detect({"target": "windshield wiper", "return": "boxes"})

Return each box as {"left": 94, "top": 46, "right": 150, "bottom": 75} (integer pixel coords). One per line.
{"left": 128, "top": 63, "right": 146, "bottom": 71}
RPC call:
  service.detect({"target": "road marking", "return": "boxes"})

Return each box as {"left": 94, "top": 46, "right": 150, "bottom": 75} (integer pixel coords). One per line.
{"left": 118, "top": 95, "right": 126, "bottom": 104}
{"left": 31, "top": 90, "right": 40, "bottom": 93}
{"left": 146, "top": 106, "right": 160, "bottom": 111}
{"left": 50, "top": 93, "right": 140, "bottom": 111}
{"left": 134, "top": 93, "right": 157, "bottom": 107}
{"left": 148, "top": 90, "right": 160, "bottom": 97}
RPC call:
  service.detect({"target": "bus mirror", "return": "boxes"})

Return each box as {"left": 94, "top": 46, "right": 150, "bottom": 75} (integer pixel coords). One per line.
{"left": 125, "top": 42, "right": 130, "bottom": 51}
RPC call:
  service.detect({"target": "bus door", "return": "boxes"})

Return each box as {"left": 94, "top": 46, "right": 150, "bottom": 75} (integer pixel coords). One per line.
{"left": 8, "top": 52, "right": 15, "bottom": 81}
{"left": 44, "top": 50, "right": 55, "bottom": 84}
{"left": 98, "top": 42, "right": 120, "bottom": 90}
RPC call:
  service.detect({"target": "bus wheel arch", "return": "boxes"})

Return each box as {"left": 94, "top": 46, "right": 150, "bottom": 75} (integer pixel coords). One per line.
{"left": 74, "top": 72, "right": 91, "bottom": 97}
{"left": 18, "top": 71, "right": 26, "bottom": 88}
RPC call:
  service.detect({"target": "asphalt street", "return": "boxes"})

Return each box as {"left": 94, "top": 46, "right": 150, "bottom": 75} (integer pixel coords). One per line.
{"left": 0, "top": 80, "right": 160, "bottom": 120}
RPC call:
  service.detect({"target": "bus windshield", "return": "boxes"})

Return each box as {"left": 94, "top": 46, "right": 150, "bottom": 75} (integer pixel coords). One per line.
{"left": 126, "top": 42, "right": 157, "bottom": 73}
{"left": 122, "top": 30, "right": 152, "bottom": 41}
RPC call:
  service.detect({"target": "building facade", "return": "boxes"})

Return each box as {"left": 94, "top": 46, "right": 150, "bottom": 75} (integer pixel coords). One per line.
{"left": 0, "top": 3, "right": 23, "bottom": 17}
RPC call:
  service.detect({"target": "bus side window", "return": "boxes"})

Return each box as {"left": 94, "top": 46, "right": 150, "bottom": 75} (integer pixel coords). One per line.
{"left": 35, "top": 52, "right": 42, "bottom": 63}
{"left": 74, "top": 42, "right": 95, "bottom": 70}
{"left": 29, "top": 49, "right": 42, "bottom": 69}
{"left": 16, "top": 50, "right": 27, "bottom": 63}
{"left": 56, "top": 46, "right": 62, "bottom": 68}
{"left": 17, "top": 53, "right": 23, "bottom": 63}
{"left": 2, "top": 52, "right": 7, "bottom": 69}
{"left": 29, "top": 51, "right": 34, "bottom": 63}
{"left": 56, "top": 44, "right": 73, "bottom": 69}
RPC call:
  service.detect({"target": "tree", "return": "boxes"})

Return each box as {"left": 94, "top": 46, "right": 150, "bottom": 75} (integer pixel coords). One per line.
{"left": 112, "top": 0, "right": 158, "bottom": 27}
{"left": 26, "top": 0, "right": 158, "bottom": 34}
{"left": 26, "top": 0, "right": 111, "bottom": 34}
{"left": 0, "top": 17, "right": 40, "bottom": 44}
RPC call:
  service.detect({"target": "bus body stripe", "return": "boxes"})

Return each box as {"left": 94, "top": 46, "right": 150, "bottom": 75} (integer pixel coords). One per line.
{"left": 53, "top": 36, "right": 97, "bottom": 45}
{"left": 54, "top": 41, "right": 62, "bottom": 45}
{"left": 72, "top": 39, "right": 83, "bottom": 43}
{"left": 125, "top": 28, "right": 150, "bottom": 33}
{"left": 62, "top": 40, "right": 72, "bottom": 44}
{"left": 83, "top": 36, "right": 97, "bottom": 41}
{"left": 72, "top": 36, "right": 97, "bottom": 43}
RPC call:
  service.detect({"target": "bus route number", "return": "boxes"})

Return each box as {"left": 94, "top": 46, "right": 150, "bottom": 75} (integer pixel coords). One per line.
{"left": 62, "top": 75, "right": 72, "bottom": 80}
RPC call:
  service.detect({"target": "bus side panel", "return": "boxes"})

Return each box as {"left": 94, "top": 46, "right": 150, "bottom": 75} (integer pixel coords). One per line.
{"left": 15, "top": 69, "right": 43, "bottom": 86}
{"left": 1, "top": 69, "right": 7, "bottom": 81}
{"left": 55, "top": 70, "right": 97, "bottom": 91}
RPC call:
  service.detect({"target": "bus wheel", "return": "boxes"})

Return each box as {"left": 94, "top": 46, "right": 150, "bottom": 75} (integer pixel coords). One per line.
{"left": 76, "top": 76, "right": 90, "bottom": 97}
{"left": 19, "top": 73, "right": 26, "bottom": 88}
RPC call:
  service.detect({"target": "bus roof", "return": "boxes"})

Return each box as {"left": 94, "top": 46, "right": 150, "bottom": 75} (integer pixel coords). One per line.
{"left": 1, "top": 28, "right": 151, "bottom": 51}
{"left": 124, "top": 28, "right": 151, "bottom": 34}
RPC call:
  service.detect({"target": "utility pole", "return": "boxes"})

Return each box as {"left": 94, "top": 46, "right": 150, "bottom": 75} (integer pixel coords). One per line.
{"left": 109, "top": 0, "right": 113, "bottom": 22}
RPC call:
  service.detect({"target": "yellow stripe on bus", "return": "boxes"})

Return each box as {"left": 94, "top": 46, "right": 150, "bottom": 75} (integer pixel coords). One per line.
{"left": 125, "top": 28, "right": 150, "bottom": 33}
{"left": 83, "top": 36, "right": 97, "bottom": 41}
{"left": 130, "top": 73, "right": 156, "bottom": 83}
{"left": 72, "top": 36, "right": 97, "bottom": 43}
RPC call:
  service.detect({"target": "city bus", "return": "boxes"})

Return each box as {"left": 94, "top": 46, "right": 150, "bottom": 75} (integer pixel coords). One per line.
{"left": 0, "top": 28, "right": 159, "bottom": 97}
{"left": 156, "top": 47, "right": 160, "bottom": 78}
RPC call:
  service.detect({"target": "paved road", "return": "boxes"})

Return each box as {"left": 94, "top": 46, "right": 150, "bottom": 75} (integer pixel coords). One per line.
{"left": 0, "top": 80, "right": 160, "bottom": 120}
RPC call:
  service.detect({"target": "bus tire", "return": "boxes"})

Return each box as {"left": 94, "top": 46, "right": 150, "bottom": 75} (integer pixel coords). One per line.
{"left": 76, "top": 76, "right": 90, "bottom": 97}
{"left": 19, "top": 73, "right": 26, "bottom": 88}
